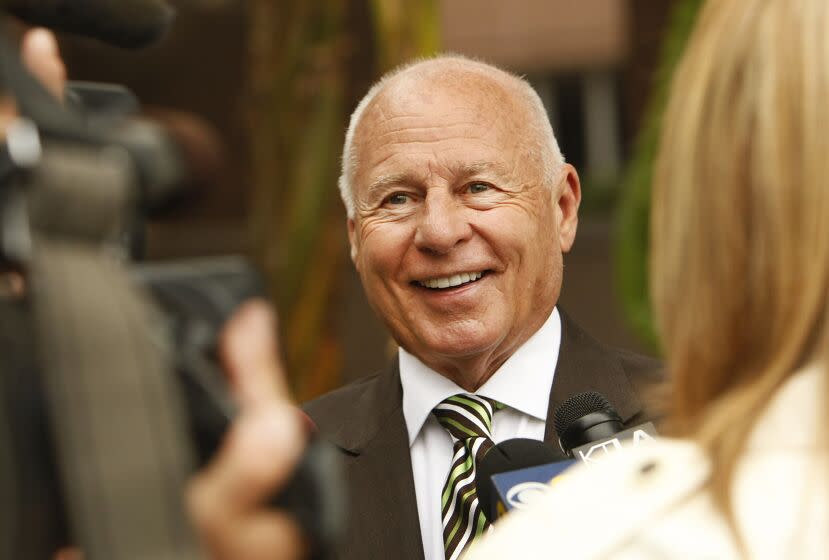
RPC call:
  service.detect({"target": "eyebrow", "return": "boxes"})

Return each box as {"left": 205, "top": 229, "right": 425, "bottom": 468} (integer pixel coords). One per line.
{"left": 455, "top": 161, "right": 508, "bottom": 178}
{"left": 367, "top": 173, "right": 411, "bottom": 196}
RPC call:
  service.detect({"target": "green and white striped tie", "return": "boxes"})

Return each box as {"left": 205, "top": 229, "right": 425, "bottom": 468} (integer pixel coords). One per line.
{"left": 432, "top": 394, "right": 504, "bottom": 560}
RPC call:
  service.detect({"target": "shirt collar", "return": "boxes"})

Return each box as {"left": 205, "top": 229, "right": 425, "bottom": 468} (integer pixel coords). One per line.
{"left": 399, "top": 307, "right": 562, "bottom": 446}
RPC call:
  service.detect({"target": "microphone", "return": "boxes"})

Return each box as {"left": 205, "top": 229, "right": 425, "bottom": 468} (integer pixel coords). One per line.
{"left": 554, "top": 391, "right": 658, "bottom": 465}
{"left": 554, "top": 391, "right": 624, "bottom": 454}
{"left": 475, "top": 439, "right": 573, "bottom": 522}
{"left": 7, "top": 0, "right": 176, "bottom": 49}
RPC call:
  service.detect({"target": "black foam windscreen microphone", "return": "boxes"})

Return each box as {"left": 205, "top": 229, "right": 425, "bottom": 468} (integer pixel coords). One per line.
{"left": 554, "top": 391, "right": 624, "bottom": 456}
{"left": 7, "top": 0, "right": 176, "bottom": 49}
{"left": 475, "top": 438, "right": 558, "bottom": 522}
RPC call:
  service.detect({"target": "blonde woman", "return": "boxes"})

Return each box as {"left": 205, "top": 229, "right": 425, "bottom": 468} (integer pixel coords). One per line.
{"left": 466, "top": 0, "right": 829, "bottom": 557}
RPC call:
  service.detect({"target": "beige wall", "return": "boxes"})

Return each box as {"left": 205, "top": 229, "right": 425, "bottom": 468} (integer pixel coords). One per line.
{"left": 440, "top": 0, "right": 629, "bottom": 72}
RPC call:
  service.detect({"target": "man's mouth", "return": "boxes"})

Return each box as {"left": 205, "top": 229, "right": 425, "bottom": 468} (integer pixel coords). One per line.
{"left": 414, "top": 271, "right": 487, "bottom": 290}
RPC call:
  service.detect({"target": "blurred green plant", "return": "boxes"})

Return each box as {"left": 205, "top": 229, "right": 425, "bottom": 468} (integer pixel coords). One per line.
{"left": 246, "top": 1, "right": 439, "bottom": 400}
{"left": 615, "top": 0, "right": 703, "bottom": 351}
{"left": 246, "top": 1, "right": 348, "bottom": 401}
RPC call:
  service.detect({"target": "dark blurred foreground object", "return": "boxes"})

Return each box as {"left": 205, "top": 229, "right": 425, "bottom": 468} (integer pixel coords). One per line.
{"left": 6, "top": 0, "right": 176, "bottom": 48}
{"left": 0, "top": 9, "right": 343, "bottom": 559}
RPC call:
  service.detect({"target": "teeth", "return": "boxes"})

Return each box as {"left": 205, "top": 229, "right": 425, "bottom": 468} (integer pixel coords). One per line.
{"left": 419, "top": 271, "right": 484, "bottom": 289}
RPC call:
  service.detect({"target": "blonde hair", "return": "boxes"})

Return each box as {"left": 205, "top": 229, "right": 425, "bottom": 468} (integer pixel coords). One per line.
{"left": 338, "top": 55, "right": 564, "bottom": 218}
{"left": 651, "top": 0, "right": 829, "bottom": 536}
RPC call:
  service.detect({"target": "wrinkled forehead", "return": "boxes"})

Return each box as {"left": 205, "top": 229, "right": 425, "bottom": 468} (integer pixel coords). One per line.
{"left": 352, "top": 68, "right": 537, "bottom": 189}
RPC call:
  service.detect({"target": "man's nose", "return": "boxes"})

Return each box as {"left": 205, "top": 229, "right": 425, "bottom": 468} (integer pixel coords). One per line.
{"left": 413, "top": 193, "right": 472, "bottom": 255}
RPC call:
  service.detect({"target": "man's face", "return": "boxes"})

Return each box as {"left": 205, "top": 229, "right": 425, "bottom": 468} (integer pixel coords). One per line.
{"left": 348, "top": 73, "right": 580, "bottom": 383}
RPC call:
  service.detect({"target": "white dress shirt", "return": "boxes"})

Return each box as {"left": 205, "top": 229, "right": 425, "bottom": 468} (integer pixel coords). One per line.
{"left": 399, "top": 307, "right": 562, "bottom": 560}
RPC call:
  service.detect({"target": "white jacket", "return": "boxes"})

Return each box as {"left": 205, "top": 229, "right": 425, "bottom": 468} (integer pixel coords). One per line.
{"left": 465, "top": 364, "right": 828, "bottom": 559}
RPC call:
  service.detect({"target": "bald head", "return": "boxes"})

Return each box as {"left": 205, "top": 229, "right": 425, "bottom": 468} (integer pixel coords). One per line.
{"left": 339, "top": 56, "right": 563, "bottom": 218}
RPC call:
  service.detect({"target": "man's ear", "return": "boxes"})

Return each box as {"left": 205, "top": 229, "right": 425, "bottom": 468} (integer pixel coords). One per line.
{"left": 556, "top": 164, "right": 581, "bottom": 253}
{"left": 347, "top": 218, "right": 360, "bottom": 268}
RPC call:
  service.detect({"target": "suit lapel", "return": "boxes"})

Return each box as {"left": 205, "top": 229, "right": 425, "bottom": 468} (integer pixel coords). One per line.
{"left": 320, "top": 360, "right": 425, "bottom": 560}
{"left": 543, "top": 311, "right": 644, "bottom": 457}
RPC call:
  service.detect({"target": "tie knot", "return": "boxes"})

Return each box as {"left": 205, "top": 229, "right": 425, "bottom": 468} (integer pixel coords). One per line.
{"left": 432, "top": 394, "right": 503, "bottom": 442}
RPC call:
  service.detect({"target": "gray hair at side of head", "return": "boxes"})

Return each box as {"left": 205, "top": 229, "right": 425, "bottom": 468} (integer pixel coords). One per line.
{"left": 337, "top": 54, "right": 565, "bottom": 219}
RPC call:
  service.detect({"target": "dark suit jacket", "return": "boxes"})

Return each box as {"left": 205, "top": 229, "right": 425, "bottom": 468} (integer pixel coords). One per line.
{"left": 304, "top": 312, "right": 661, "bottom": 560}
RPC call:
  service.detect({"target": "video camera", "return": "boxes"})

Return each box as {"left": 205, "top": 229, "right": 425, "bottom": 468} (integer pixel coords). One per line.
{"left": 0, "top": 3, "right": 343, "bottom": 559}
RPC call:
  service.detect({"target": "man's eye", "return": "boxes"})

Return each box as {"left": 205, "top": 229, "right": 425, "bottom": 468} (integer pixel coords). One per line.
{"left": 386, "top": 193, "right": 410, "bottom": 205}
{"left": 468, "top": 182, "right": 491, "bottom": 194}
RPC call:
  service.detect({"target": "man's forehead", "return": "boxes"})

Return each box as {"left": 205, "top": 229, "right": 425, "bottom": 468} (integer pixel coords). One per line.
{"left": 355, "top": 93, "right": 522, "bottom": 181}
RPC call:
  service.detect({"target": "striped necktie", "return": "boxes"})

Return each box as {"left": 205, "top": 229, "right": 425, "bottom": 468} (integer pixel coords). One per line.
{"left": 432, "top": 394, "right": 504, "bottom": 560}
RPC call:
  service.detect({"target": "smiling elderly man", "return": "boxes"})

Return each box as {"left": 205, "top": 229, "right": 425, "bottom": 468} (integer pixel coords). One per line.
{"left": 305, "top": 56, "right": 660, "bottom": 560}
